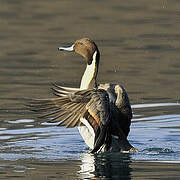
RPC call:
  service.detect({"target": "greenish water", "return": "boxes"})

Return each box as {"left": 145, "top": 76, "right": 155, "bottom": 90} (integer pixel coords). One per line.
{"left": 0, "top": 0, "right": 180, "bottom": 179}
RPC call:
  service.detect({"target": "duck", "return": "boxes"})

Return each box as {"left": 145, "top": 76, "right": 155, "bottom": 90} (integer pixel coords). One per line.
{"left": 29, "top": 38, "right": 138, "bottom": 153}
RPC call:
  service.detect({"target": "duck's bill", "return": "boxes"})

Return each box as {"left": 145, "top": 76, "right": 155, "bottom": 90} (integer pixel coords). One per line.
{"left": 58, "top": 44, "right": 74, "bottom": 51}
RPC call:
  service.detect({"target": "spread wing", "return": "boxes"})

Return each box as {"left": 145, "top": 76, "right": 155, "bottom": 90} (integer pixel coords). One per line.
{"left": 98, "top": 83, "right": 132, "bottom": 137}
{"left": 98, "top": 83, "right": 136, "bottom": 151}
{"left": 28, "top": 88, "right": 91, "bottom": 128}
{"left": 27, "top": 85, "right": 111, "bottom": 153}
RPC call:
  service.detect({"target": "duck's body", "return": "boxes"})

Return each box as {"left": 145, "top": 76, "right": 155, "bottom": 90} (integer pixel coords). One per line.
{"left": 30, "top": 38, "right": 137, "bottom": 153}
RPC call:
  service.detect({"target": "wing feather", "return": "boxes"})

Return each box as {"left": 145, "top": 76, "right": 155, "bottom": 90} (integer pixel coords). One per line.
{"left": 27, "top": 87, "right": 113, "bottom": 152}
{"left": 84, "top": 89, "right": 111, "bottom": 153}
{"left": 57, "top": 103, "right": 85, "bottom": 127}
{"left": 27, "top": 89, "right": 92, "bottom": 127}
{"left": 52, "top": 84, "right": 79, "bottom": 97}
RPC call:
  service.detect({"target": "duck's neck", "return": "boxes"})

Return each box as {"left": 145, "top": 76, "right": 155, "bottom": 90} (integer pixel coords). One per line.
{"left": 80, "top": 51, "right": 99, "bottom": 90}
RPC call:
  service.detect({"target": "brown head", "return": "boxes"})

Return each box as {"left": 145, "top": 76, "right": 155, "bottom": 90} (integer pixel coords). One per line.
{"left": 58, "top": 38, "right": 100, "bottom": 65}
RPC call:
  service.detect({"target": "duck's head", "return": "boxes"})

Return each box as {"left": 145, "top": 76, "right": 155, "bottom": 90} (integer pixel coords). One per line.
{"left": 58, "top": 38, "right": 100, "bottom": 65}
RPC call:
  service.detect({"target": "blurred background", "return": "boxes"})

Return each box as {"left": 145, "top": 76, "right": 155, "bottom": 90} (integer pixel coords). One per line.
{"left": 0, "top": 0, "right": 180, "bottom": 179}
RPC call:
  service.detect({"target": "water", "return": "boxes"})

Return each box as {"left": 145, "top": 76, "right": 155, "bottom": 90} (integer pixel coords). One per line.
{"left": 0, "top": 0, "right": 180, "bottom": 179}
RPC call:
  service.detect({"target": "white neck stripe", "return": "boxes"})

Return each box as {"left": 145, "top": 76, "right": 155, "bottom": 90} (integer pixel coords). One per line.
{"left": 80, "top": 51, "right": 97, "bottom": 90}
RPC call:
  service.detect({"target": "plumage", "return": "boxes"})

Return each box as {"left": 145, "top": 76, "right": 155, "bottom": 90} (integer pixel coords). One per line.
{"left": 28, "top": 38, "right": 138, "bottom": 153}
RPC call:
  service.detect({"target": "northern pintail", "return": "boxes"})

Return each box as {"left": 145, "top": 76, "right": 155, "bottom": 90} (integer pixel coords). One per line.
{"left": 29, "top": 38, "right": 138, "bottom": 153}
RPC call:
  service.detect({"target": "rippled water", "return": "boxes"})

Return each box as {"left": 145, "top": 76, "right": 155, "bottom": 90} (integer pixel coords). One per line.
{"left": 1, "top": 103, "right": 180, "bottom": 179}
{"left": 0, "top": 0, "right": 180, "bottom": 179}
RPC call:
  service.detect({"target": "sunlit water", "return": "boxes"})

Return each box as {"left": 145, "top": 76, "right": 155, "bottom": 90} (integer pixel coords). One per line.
{"left": 0, "top": 0, "right": 180, "bottom": 179}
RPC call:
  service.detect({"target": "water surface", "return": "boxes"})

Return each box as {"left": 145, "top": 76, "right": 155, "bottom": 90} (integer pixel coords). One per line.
{"left": 0, "top": 0, "right": 180, "bottom": 179}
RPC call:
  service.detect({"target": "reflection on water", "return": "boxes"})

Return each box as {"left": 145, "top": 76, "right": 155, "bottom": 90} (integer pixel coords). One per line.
{"left": 0, "top": 0, "right": 180, "bottom": 179}
{"left": 79, "top": 152, "right": 132, "bottom": 179}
